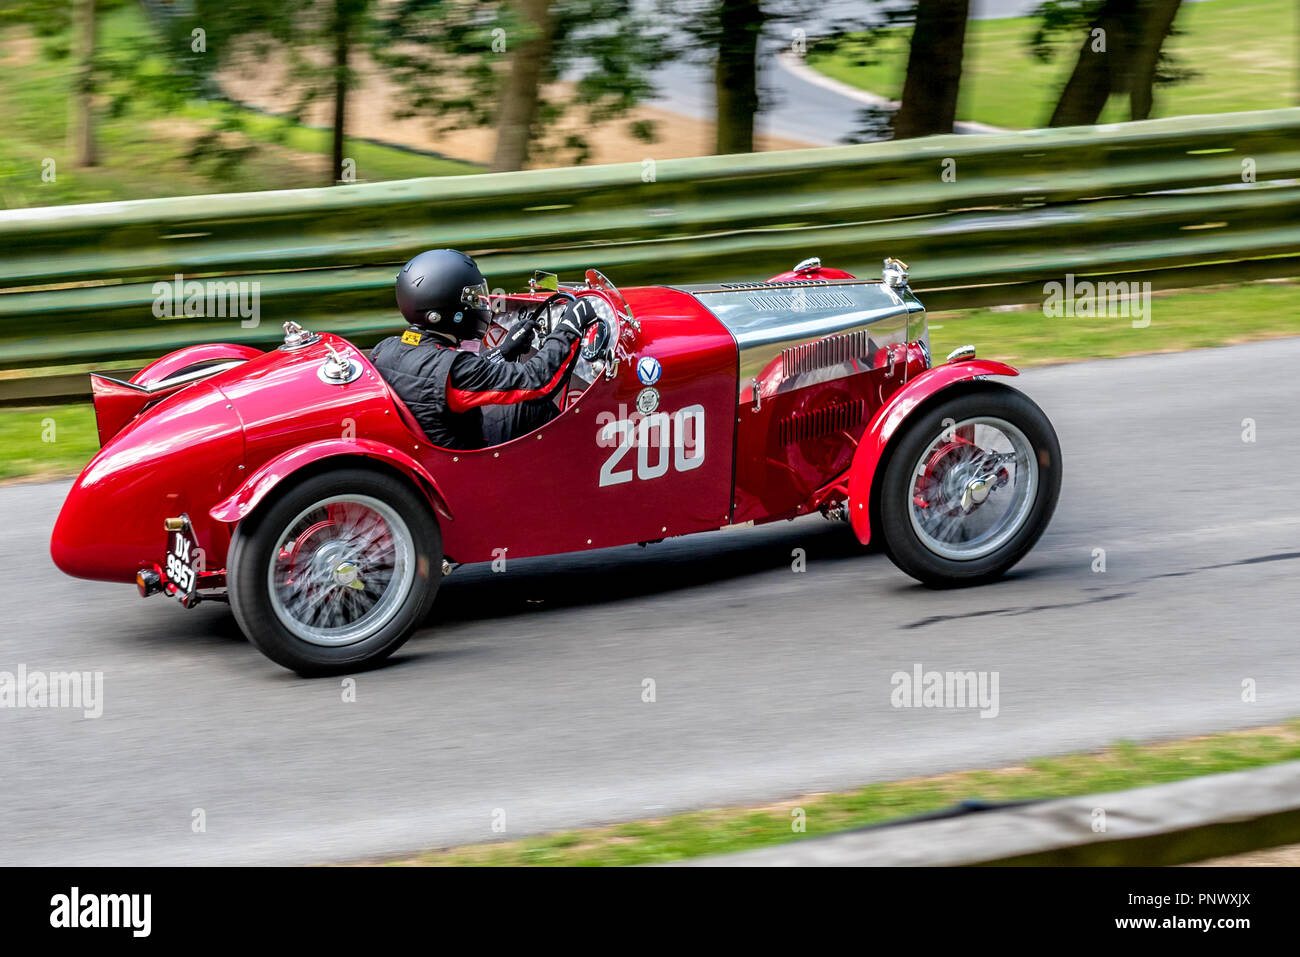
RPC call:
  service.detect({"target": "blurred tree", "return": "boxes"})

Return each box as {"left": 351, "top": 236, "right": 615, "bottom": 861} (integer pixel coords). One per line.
{"left": 662, "top": 0, "right": 887, "bottom": 153}
{"left": 178, "top": 0, "right": 375, "bottom": 183}
{"left": 1128, "top": 0, "right": 1181, "bottom": 119}
{"left": 377, "top": 0, "right": 665, "bottom": 172}
{"left": 1043, "top": 0, "right": 1135, "bottom": 125}
{"left": 69, "top": 0, "right": 97, "bottom": 167}
{"left": 492, "top": 0, "right": 557, "bottom": 170}
{"left": 891, "top": 0, "right": 969, "bottom": 139}
{"left": 329, "top": 0, "right": 371, "bottom": 181}
{"left": 714, "top": 0, "right": 763, "bottom": 154}
{"left": 0, "top": 0, "right": 123, "bottom": 166}
{"left": 1032, "top": 0, "right": 1187, "bottom": 126}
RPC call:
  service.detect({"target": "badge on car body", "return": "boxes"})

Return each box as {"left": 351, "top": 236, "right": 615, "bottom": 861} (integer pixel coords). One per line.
{"left": 636, "top": 387, "right": 660, "bottom": 414}
{"left": 636, "top": 356, "right": 662, "bottom": 385}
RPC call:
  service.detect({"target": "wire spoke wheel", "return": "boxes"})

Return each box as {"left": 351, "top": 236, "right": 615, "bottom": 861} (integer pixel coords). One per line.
{"left": 907, "top": 415, "right": 1039, "bottom": 562}
{"left": 268, "top": 494, "right": 416, "bottom": 647}
{"left": 230, "top": 468, "right": 441, "bottom": 675}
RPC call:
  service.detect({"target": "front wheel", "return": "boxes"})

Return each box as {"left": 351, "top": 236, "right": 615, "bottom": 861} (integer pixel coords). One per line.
{"left": 228, "top": 467, "right": 442, "bottom": 675}
{"left": 877, "top": 385, "right": 1061, "bottom": 586}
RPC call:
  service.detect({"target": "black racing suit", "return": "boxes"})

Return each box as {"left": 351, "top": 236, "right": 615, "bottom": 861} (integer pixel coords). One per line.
{"left": 370, "top": 318, "right": 582, "bottom": 450}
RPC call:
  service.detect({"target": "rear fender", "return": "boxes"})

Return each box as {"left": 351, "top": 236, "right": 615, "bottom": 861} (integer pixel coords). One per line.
{"left": 209, "top": 439, "right": 453, "bottom": 526}
{"left": 132, "top": 343, "right": 264, "bottom": 389}
{"left": 847, "top": 359, "right": 1019, "bottom": 544}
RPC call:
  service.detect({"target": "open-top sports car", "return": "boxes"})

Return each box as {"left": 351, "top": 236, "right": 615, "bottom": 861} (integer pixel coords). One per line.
{"left": 51, "top": 258, "right": 1061, "bottom": 674}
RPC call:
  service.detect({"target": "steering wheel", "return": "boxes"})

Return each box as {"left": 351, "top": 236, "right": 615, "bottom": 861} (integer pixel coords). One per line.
{"left": 527, "top": 290, "right": 576, "bottom": 334}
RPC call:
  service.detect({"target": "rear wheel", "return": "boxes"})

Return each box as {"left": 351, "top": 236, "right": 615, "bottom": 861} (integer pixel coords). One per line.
{"left": 228, "top": 467, "right": 441, "bottom": 675}
{"left": 877, "top": 386, "right": 1061, "bottom": 586}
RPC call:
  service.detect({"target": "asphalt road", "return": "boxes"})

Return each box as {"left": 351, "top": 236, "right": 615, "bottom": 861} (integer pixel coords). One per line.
{"left": 4, "top": 339, "right": 1300, "bottom": 865}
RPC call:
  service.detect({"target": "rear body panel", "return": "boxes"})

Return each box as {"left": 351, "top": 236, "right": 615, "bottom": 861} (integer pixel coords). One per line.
{"left": 51, "top": 381, "right": 245, "bottom": 582}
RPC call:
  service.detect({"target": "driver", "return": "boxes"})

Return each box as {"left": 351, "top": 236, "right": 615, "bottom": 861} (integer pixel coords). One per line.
{"left": 371, "top": 249, "right": 596, "bottom": 450}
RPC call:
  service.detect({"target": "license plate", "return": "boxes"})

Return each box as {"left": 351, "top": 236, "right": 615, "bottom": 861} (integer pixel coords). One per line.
{"left": 164, "top": 520, "right": 199, "bottom": 602}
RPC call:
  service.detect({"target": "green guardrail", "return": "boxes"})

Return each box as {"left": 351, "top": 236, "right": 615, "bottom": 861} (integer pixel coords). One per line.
{"left": 1, "top": 108, "right": 1298, "bottom": 399}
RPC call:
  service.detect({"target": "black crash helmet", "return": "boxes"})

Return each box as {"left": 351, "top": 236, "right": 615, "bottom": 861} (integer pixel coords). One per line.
{"left": 395, "top": 249, "right": 492, "bottom": 339}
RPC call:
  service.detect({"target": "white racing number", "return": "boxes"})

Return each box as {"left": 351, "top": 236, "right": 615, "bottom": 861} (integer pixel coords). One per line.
{"left": 598, "top": 404, "right": 705, "bottom": 487}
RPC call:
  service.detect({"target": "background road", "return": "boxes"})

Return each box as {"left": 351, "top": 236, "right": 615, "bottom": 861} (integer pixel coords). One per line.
{"left": 650, "top": 0, "right": 1209, "bottom": 144}
{"left": 644, "top": 0, "right": 1041, "bottom": 145}
{"left": 3, "top": 339, "right": 1299, "bottom": 865}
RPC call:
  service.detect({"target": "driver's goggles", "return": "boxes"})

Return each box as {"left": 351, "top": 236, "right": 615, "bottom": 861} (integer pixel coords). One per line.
{"left": 460, "top": 280, "right": 491, "bottom": 310}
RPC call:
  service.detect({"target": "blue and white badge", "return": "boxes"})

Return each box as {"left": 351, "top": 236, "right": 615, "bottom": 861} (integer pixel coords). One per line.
{"left": 636, "top": 356, "right": 662, "bottom": 385}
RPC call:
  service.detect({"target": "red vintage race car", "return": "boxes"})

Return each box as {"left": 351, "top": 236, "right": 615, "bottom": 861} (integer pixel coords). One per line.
{"left": 51, "top": 258, "right": 1061, "bottom": 675}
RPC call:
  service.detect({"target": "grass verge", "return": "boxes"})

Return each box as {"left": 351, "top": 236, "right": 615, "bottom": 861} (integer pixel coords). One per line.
{"left": 0, "top": 405, "right": 99, "bottom": 482}
{"left": 379, "top": 719, "right": 1300, "bottom": 866}
{"left": 807, "top": 0, "right": 1297, "bottom": 130}
{"left": 926, "top": 278, "right": 1300, "bottom": 367}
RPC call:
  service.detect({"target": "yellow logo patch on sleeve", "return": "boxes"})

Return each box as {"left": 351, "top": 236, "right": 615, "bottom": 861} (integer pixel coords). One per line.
{"left": 401, "top": 330, "right": 423, "bottom": 345}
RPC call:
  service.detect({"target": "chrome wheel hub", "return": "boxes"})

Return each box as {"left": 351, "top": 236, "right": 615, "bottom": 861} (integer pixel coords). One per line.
{"left": 332, "top": 560, "right": 365, "bottom": 589}
{"left": 961, "top": 475, "right": 992, "bottom": 511}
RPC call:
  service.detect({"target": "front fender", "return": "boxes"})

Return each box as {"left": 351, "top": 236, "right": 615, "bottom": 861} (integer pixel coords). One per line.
{"left": 847, "top": 359, "right": 1019, "bottom": 544}
{"left": 209, "top": 438, "right": 453, "bottom": 525}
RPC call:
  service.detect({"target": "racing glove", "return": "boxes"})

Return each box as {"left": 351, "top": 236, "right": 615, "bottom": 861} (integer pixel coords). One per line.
{"left": 551, "top": 297, "right": 598, "bottom": 344}
{"left": 482, "top": 317, "right": 538, "bottom": 364}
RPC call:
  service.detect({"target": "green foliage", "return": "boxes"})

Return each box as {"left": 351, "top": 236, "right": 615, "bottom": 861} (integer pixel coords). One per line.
{"left": 179, "top": 0, "right": 375, "bottom": 127}
{"left": 372, "top": 0, "right": 504, "bottom": 131}
{"left": 0, "top": 5, "right": 476, "bottom": 210}
{"left": 0, "top": 0, "right": 268, "bottom": 178}
{"left": 1024, "top": 0, "right": 1100, "bottom": 62}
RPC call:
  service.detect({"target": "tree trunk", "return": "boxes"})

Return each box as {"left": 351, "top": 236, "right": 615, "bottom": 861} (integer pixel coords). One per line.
{"left": 1048, "top": 0, "right": 1139, "bottom": 127}
{"left": 714, "top": 0, "right": 763, "bottom": 155}
{"left": 69, "top": 0, "right": 97, "bottom": 167}
{"left": 892, "top": 0, "right": 970, "bottom": 139}
{"left": 491, "top": 0, "right": 557, "bottom": 172}
{"left": 1128, "top": 0, "right": 1182, "bottom": 120}
{"left": 331, "top": 0, "right": 350, "bottom": 183}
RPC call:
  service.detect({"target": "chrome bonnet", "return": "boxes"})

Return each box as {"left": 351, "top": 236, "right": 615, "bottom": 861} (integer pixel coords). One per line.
{"left": 678, "top": 278, "right": 927, "bottom": 404}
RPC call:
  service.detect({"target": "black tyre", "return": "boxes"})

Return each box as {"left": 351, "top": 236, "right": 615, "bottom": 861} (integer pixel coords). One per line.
{"left": 877, "top": 384, "right": 1061, "bottom": 586}
{"left": 228, "top": 467, "right": 441, "bottom": 675}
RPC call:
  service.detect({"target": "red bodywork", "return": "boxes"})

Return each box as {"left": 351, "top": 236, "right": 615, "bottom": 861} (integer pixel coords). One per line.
{"left": 50, "top": 273, "right": 1017, "bottom": 591}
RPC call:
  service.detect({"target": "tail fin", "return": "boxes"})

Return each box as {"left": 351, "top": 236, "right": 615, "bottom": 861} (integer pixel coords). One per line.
{"left": 89, "top": 374, "right": 152, "bottom": 448}
{"left": 88, "top": 344, "right": 263, "bottom": 447}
